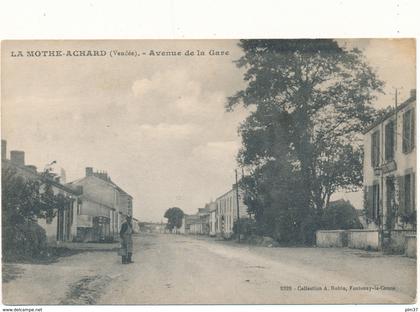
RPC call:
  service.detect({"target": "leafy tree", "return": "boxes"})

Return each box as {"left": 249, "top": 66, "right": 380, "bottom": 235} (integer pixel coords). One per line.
{"left": 2, "top": 167, "right": 71, "bottom": 225}
{"left": 164, "top": 207, "right": 184, "bottom": 231}
{"left": 2, "top": 167, "right": 73, "bottom": 260}
{"left": 321, "top": 200, "right": 363, "bottom": 230}
{"left": 233, "top": 217, "right": 257, "bottom": 237}
{"left": 228, "top": 40, "right": 383, "bottom": 243}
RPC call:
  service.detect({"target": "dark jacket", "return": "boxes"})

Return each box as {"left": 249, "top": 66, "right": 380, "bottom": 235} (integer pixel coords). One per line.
{"left": 119, "top": 222, "right": 132, "bottom": 238}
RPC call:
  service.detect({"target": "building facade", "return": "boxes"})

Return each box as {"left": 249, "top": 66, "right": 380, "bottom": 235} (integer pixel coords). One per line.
{"left": 363, "top": 90, "right": 416, "bottom": 248}
{"left": 206, "top": 201, "right": 217, "bottom": 236}
{"left": 215, "top": 186, "right": 248, "bottom": 238}
{"left": 182, "top": 214, "right": 201, "bottom": 234}
{"left": 67, "top": 167, "right": 133, "bottom": 242}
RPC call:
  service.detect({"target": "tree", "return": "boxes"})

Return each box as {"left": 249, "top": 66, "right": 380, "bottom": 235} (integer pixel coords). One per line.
{"left": 321, "top": 200, "right": 363, "bottom": 230}
{"left": 164, "top": 207, "right": 184, "bottom": 231}
{"left": 228, "top": 40, "right": 383, "bottom": 243}
{"left": 2, "top": 167, "right": 73, "bottom": 260}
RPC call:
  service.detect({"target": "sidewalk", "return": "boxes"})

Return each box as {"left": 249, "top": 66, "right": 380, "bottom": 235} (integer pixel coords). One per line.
{"left": 49, "top": 241, "right": 119, "bottom": 251}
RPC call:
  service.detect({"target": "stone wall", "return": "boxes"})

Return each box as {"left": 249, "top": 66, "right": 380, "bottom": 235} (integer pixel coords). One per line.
{"left": 389, "top": 230, "right": 416, "bottom": 253}
{"left": 347, "top": 229, "right": 380, "bottom": 251}
{"left": 405, "top": 234, "right": 417, "bottom": 258}
{"left": 316, "top": 229, "right": 416, "bottom": 255}
{"left": 316, "top": 230, "right": 347, "bottom": 247}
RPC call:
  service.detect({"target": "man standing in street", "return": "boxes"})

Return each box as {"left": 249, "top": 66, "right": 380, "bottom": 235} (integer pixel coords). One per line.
{"left": 119, "top": 216, "right": 134, "bottom": 264}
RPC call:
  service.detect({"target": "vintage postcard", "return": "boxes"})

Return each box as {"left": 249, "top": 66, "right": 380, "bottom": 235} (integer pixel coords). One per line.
{"left": 1, "top": 39, "right": 416, "bottom": 305}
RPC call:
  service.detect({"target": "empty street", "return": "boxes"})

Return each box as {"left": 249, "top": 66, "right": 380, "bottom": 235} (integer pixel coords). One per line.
{"left": 2, "top": 233, "right": 416, "bottom": 305}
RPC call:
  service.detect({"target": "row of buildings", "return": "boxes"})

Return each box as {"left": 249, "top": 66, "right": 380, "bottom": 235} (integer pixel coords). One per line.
{"left": 2, "top": 140, "right": 137, "bottom": 244}
{"left": 179, "top": 186, "right": 249, "bottom": 238}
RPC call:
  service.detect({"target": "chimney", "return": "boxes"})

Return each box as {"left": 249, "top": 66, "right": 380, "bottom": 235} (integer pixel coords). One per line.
{"left": 1, "top": 140, "right": 6, "bottom": 160}
{"left": 410, "top": 89, "right": 416, "bottom": 99}
{"left": 10, "top": 150, "right": 25, "bottom": 166}
{"left": 86, "top": 167, "right": 93, "bottom": 177}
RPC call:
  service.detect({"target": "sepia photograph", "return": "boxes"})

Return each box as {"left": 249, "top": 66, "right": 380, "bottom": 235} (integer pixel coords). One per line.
{"left": 1, "top": 39, "right": 417, "bottom": 305}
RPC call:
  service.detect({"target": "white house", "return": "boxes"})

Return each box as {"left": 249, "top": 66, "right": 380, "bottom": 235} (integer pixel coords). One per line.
{"left": 215, "top": 186, "right": 249, "bottom": 238}
{"left": 363, "top": 89, "right": 416, "bottom": 250}
{"left": 67, "top": 167, "right": 134, "bottom": 242}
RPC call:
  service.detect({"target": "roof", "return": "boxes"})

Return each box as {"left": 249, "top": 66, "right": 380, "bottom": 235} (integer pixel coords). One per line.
{"left": 205, "top": 201, "right": 217, "bottom": 212}
{"left": 184, "top": 214, "right": 201, "bottom": 225}
{"left": 198, "top": 207, "right": 210, "bottom": 214}
{"left": 108, "top": 179, "right": 132, "bottom": 198}
{"left": 3, "top": 159, "right": 80, "bottom": 196}
{"left": 68, "top": 174, "right": 132, "bottom": 198}
{"left": 215, "top": 188, "right": 235, "bottom": 201}
{"left": 363, "top": 94, "right": 416, "bottom": 134}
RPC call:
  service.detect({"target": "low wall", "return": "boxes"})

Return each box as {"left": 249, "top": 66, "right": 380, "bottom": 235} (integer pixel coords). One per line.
{"left": 347, "top": 229, "right": 380, "bottom": 251}
{"left": 316, "top": 230, "right": 347, "bottom": 248}
{"left": 405, "top": 234, "right": 417, "bottom": 258}
{"left": 389, "top": 230, "right": 416, "bottom": 254}
{"left": 316, "top": 229, "right": 416, "bottom": 254}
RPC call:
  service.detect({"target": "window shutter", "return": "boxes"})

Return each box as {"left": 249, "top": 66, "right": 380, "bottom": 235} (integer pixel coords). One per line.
{"left": 385, "top": 122, "right": 395, "bottom": 161}
{"left": 371, "top": 134, "right": 375, "bottom": 167}
{"left": 365, "top": 186, "right": 373, "bottom": 219}
{"left": 403, "top": 111, "right": 409, "bottom": 153}
{"left": 411, "top": 109, "right": 415, "bottom": 151}
{"left": 412, "top": 173, "right": 416, "bottom": 212}
{"left": 398, "top": 175, "right": 405, "bottom": 214}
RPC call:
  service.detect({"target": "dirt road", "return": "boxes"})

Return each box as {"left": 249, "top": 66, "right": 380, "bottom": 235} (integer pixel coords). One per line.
{"left": 2, "top": 233, "right": 416, "bottom": 304}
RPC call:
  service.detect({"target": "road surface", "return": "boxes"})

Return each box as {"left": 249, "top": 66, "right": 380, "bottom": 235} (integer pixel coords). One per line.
{"left": 2, "top": 233, "right": 416, "bottom": 304}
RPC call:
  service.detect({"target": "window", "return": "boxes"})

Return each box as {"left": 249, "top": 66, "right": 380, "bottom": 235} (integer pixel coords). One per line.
{"left": 372, "top": 184, "right": 380, "bottom": 221}
{"left": 385, "top": 121, "right": 395, "bottom": 161}
{"left": 371, "top": 131, "right": 380, "bottom": 167}
{"left": 404, "top": 174, "right": 412, "bottom": 212}
{"left": 403, "top": 109, "right": 415, "bottom": 153}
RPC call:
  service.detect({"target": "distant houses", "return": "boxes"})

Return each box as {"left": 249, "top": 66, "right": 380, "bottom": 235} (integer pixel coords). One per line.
{"left": 180, "top": 184, "right": 250, "bottom": 239}
{"left": 1, "top": 140, "right": 138, "bottom": 244}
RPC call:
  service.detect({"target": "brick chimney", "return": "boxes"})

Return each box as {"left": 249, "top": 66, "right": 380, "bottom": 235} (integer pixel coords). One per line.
{"left": 86, "top": 167, "right": 93, "bottom": 177}
{"left": 1, "top": 140, "right": 6, "bottom": 160}
{"left": 10, "top": 150, "right": 25, "bottom": 166}
{"left": 410, "top": 89, "right": 416, "bottom": 99}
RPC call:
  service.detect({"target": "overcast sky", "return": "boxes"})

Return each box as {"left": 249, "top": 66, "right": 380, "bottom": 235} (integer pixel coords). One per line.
{"left": 1, "top": 39, "right": 416, "bottom": 221}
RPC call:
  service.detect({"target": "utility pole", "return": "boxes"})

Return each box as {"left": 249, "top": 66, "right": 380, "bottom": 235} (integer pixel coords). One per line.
{"left": 235, "top": 169, "right": 241, "bottom": 243}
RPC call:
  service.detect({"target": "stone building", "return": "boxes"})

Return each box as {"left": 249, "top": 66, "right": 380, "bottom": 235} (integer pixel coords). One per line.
{"left": 67, "top": 167, "right": 133, "bottom": 242}
{"left": 215, "top": 186, "right": 248, "bottom": 238}
{"left": 363, "top": 89, "right": 416, "bottom": 252}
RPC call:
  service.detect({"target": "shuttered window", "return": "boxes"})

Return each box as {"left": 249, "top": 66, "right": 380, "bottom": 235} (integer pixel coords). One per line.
{"left": 399, "top": 173, "right": 416, "bottom": 213}
{"left": 413, "top": 173, "right": 416, "bottom": 212}
{"left": 403, "top": 109, "right": 415, "bottom": 154}
{"left": 385, "top": 121, "right": 395, "bottom": 161}
{"left": 405, "top": 174, "right": 412, "bottom": 212}
{"left": 365, "top": 184, "right": 380, "bottom": 222}
{"left": 371, "top": 131, "right": 380, "bottom": 167}
{"left": 373, "top": 184, "right": 380, "bottom": 221}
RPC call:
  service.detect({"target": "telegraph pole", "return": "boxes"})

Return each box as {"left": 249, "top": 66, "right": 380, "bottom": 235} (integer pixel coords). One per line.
{"left": 235, "top": 169, "right": 241, "bottom": 243}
